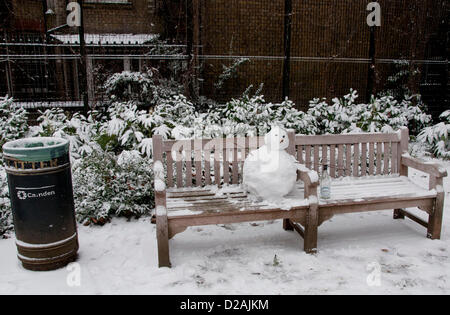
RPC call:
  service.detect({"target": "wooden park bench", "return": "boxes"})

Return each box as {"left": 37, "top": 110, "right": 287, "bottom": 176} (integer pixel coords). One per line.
{"left": 152, "top": 127, "right": 447, "bottom": 267}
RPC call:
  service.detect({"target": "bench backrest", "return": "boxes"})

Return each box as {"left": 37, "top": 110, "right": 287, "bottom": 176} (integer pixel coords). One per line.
{"left": 152, "top": 127, "right": 409, "bottom": 188}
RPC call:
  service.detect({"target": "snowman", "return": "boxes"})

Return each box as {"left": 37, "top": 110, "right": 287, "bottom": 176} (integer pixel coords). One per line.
{"left": 243, "top": 126, "right": 298, "bottom": 201}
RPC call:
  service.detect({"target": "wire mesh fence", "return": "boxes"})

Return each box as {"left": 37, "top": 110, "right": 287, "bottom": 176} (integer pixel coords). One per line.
{"left": 0, "top": 0, "right": 448, "bottom": 120}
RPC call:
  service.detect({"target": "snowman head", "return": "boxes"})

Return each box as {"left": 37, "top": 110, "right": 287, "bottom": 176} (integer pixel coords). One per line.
{"left": 264, "top": 126, "right": 289, "bottom": 151}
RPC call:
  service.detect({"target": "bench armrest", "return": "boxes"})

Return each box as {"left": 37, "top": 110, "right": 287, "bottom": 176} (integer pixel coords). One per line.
{"left": 297, "top": 164, "right": 319, "bottom": 200}
{"left": 152, "top": 134, "right": 167, "bottom": 212}
{"left": 401, "top": 153, "right": 447, "bottom": 178}
{"left": 153, "top": 160, "right": 167, "bottom": 210}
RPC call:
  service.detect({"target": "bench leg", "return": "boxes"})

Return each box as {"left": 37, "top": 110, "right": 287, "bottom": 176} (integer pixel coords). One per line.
{"left": 393, "top": 209, "right": 405, "bottom": 219}
{"left": 427, "top": 193, "right": 444, "bottom": 240}
{"left": 304, "top": 204, "right": 318, "bottom": 254}
{"left": 156, "top": 213, "right": 171, "bottom": 268}
{"left": 283, "top": 219, "right": 294, "bottom": 231}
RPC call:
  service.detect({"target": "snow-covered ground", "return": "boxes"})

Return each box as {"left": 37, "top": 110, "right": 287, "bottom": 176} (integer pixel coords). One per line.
{"left": 1, "top": 161, "right": 449, "bottom": 295}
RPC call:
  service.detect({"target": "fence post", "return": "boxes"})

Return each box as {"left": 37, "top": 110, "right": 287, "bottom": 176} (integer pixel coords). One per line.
{"left": 185, "top": 0, "right": 196, "bottom": 101}
{"left": 78, "top": 0, "right": 89, "bottom": 112}
{"left": 366, "top": 24, "right": 376, "bottom": 103}
{"left": 282, "top": 0, "right": 292, "bottom": 100}
{"left": 4, "top": 31, "right": 13, "bottom": 97}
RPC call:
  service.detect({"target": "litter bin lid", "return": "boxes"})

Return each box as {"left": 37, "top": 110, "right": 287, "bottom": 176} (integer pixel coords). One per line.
{"left": 2, "top": 137, "right": 69, "bottom": 162}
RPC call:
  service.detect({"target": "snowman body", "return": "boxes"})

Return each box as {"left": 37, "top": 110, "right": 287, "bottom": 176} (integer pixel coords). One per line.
{"left": 243, "top": 127, "right": 298, "bottom": 201}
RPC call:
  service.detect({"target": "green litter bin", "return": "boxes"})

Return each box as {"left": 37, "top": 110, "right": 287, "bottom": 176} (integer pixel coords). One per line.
{"left": 2, "top": 137, "right": 78, "bottom": 271}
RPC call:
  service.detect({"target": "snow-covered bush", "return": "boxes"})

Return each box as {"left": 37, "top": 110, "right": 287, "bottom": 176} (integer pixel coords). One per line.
{"left": 101, "top": 94, "right": 199, "bottom": 155}
{"left": 104, "top": 71, "right": 155, "bottom": 105}
{"left": 307, "top": 90, "right": 360, "bottom": 134}
{"left": 0, "top": 96, "right": 28, "bottom": 162}
{"left": 418, "top": 110, "right": 450, "bottom": 159}
{"left": 0, "top": 165, "right": 12, "bottom": 238}
{"left": 104, "top": 69, "right": 183, "bottom": 107}
{"left": 207, "top": 90, "right": 315, "bottom": 136}
{"left": 29, "top": 108, "right": 101, "bottom": 159}
{"left": 153, "top": 94, "right": 197, "bottom": 130}
{"left": 382, "top": 60, "right": 421, "bottom": 103}
{"left": 215, "top": 57, "right": 250, "bottom": 91}
{"left": 101, "top": 101, "right": 151, "bottom": 153}
{"left": 306, "top": 90, "right": 431, "bottom": 135}
{"left": 73, "top": 149, "right": 154, "bottom": 225}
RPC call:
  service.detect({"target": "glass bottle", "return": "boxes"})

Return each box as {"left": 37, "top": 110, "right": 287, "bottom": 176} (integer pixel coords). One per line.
{"left": 320, "top": 165, "right": 331, "bottom": 199}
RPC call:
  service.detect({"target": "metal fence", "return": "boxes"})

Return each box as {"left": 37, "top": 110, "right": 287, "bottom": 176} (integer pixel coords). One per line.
{"left": 0, "top": 32, "right": 187, "bottom": 109}
{"left": 1, "top": 0, "right": 448, "bottom": 121}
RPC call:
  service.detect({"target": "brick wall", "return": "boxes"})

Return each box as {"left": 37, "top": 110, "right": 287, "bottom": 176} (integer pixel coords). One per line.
{"left": 10, "top": 0, "right": 44, "bottom": 32}
{"left": 8, "top": 0, "right": 160, "bottom": 34}
{"left": 82, "top": 0, "right": 159, "bottom": 34}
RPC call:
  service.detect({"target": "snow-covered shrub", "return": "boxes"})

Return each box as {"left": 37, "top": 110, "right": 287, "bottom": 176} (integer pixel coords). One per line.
{"left": 382, "top": 60, "right": 421, "bottom": 103}
{"left": 207, "top": 90, "right": 315, "bottom": 137}
{"left": 0, "top": 164, "right": 13, "bottom": 238}
{"left": 215, "top": 57, "right": 250, "bottom": 90}
{"left": 350, "top": 94, "right": 431, "bottom": 134}
{"left": 306, "top": 90, "right": 431, "bottom": 135}
{"left": 101, "top": 101, "right": 151, "bottom": 153}
{"left": 29, "top": 108, "right": 101, "bottom": 159}
{"left": 73, "top": 149, "right": 154, "bottom": 225}
{"left": 307, "top": 90, "right": 360, "bottom": 134}
{"left": 103, "top": 69, "right": 183, "bottom": 107}
{"left": 418, "top": 110, "right": 450, "bottom": 159}
{"left": 104, "top": 71, "right": 155, "bottom": 105}
{"left": 0, "top": 96, "right": 28, "bottom": 162}
{"left": 100, "top": 95, "right": 196, "bottom": 156}
{"left": 153, "top": 94, "right": 197, "bottom": 130}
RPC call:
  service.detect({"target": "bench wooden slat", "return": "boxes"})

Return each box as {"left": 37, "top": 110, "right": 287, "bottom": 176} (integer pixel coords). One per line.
{"left": 185, "top": 148, "right": 192, "bottom": 187}
{"left": 330, "top": 144, "right": 336, "bottom": 178}
{"left": 195, "top": 146, "right": 202, "bottom": 187}
{"left": 214, "top": 147, "right": 221, "bottom": 186}
{"left": 313, "top": 145, "right": 319, "bottom": 172}
{"left": 232, "top": 139, "right": 239, "bottom": 184}
{"left": 383, "top": 142, "right": 390, "bottom": 174}
{"left": 361, "top": 143, "right": 367, "bottom": 176}
{"left": 368, "top": 142, "right": 375, "bottom": 175}
{"left": 297, "top": 145, "right": 304, "bottom": 164}
{"left": 169, "top": 195, "right": 248, "bottom": 203}
{"left": 392, "top": 142, "right": 398, "bottom": 173}
{"left": 305, "top": 145, "right": 312, "bottom": 169}
{"left": 204, "top": 149, "right": 211, "bottom": 185}
{"left": 166, "top": 151, "right": 174, "bottom": 188}
{"left": 295, "top": 133, "right": 400, "bottom": 145}
{"left": 322, "top": 144, "right": 328, "bottom": 175}
{"left": 376, "top": 142, "right": 382, "bottom": 175}
{"left": 223, "top": 138, "right": 230, "bottom": 185}
{"left": 337, "top": 144, "right": 344, "bottom": 177}
{"left": 345, "top": 144, "right": 352, "bottom": 176}
{"left": 176, "top": 150, "right": 183, "bottom": 188}
{"left": 353, "top": 143, "right": 360, "bottom": 177}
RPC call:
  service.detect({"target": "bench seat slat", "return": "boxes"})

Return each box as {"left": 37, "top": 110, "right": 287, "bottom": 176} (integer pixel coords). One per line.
{"left": 165, "top": 176, "right": 435, "bottom": 218}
